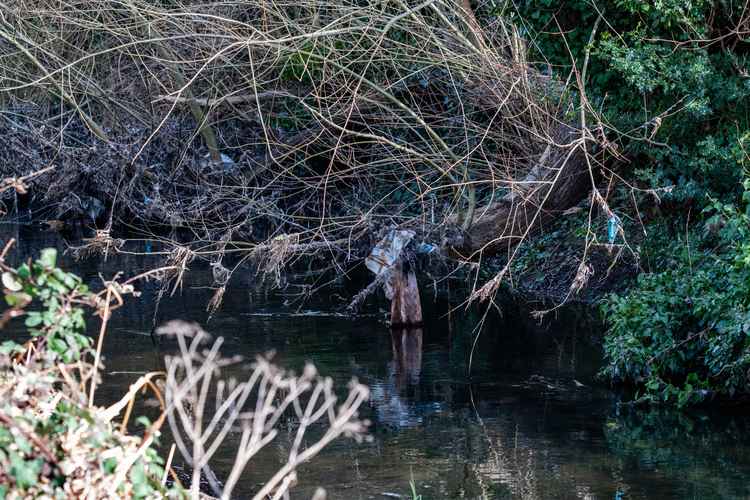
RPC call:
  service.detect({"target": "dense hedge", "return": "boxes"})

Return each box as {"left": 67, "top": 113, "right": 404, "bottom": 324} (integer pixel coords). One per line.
{"left": 510, "top": 0, "right": 749, "bottom": 199}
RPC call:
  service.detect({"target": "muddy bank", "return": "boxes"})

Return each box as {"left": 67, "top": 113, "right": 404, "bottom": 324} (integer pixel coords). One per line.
{"left": 475, "top": 209, "right": 640, "bottom": 308}
{"left": 1, "top": 106, "right": 271, "bottom": 228}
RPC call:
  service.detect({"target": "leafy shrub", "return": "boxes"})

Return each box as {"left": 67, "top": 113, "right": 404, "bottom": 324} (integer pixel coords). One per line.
{"left": 0, "top": 249, "right": 174, "bottom": 498}
{"left": 601, "top": 182, "right": 750, "bottom": 406}
{"left": 2, "top": 248, "right": 92, "bottom": 363}
{"left": 511, "top": 0, "right": 750, "bottom": 202}
{"left": 507, "top": 0, "right": 750, "bottom": 406}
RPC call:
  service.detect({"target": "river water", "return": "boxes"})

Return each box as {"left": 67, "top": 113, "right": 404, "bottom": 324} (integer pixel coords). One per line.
{"left": 3, "top": 224, "right": 750, "bottom": 499}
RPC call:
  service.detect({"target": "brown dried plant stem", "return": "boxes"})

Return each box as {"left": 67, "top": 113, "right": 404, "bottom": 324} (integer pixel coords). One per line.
{"left": 88, "top": 286, "right": 112, "bottom": 407}
{"left": 122, "top": 0, "right": 221, "bottom": 163}
{"left": 0, "top": 20, "right": 107, "bottom": 140}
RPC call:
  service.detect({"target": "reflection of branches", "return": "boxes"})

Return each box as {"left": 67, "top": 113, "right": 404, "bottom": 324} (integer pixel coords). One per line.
{"left": 160, "top": 321, "right": 370, "bottom": 499}
{"left": 468, "top": 385, "right": 540, "bottom": 500}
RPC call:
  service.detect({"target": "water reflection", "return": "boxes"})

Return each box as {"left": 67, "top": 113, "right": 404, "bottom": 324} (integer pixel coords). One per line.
{"left": 3, "top": 224, "right": 750, "bottom": 499}
{"left": 371, "top": 328, "right": 424, "bottom": 428}
{"left": 391, "top": 328, "right": 423, "bottom": 388}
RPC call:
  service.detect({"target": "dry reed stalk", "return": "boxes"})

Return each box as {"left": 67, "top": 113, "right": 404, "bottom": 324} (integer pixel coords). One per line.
{"left": 0, "top": 0, "right": 608, "bottom": 305}
{"left": 156, "top": 321, "right": 370, "bottom": 499}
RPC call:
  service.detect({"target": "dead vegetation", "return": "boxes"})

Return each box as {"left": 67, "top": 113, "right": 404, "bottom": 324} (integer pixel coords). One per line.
{"left": 0, "top": 0, "right": 618, "bottom": 305}
{"left": 158, "top": 320, "right": 370, "bottom": 499}
{"left": 0, "top": 242, "right": 369, "bottom": 499}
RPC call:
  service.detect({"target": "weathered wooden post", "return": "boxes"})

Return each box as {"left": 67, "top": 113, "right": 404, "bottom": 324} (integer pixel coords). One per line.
{"left": 388, "top": 261, "right": 423, "bottom": 327}
{"left": 365, "top": 229, "right": 424, "bottom": 328}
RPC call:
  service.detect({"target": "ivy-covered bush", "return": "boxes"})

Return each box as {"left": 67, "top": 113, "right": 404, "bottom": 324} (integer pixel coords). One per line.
{"left": 602, "top": 182, "right": 750, "bottom": 405}
{"left": 510, "top": 0, "right": 750, "bottom": 203}
{"left": 507, "top": 0, "right": 750, "bottom": 406}
{"left": 0, "top": 249, "right": 177, "bottom": 498}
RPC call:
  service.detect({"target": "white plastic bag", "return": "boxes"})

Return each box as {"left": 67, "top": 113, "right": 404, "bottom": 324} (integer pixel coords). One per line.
{"left": 365, "top": 229, "right": 415, "bottom": 299}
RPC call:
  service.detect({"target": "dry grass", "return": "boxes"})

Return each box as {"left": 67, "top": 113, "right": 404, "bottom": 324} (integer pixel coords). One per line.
{"left": 0, "top": 0, "right": 614, "bottom": 305}
{"left": 158, "top": 320, "right": 370, "bottom": 499}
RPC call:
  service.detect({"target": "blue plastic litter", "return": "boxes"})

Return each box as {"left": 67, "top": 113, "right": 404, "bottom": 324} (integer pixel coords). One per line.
{"left": 607, "top": 214, "right": 621, "bottom": 244}
{"left": 416, "top": 242, "right": 437, "bottom": 254}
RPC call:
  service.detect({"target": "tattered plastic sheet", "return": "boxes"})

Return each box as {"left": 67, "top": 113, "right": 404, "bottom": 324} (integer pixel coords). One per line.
{"left": 365, "top": 229, "right": 415, "bottom": 299}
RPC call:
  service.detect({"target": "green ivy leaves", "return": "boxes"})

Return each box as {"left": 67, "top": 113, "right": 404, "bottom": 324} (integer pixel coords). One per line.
{"left": 602, "top": 180, "right": 750, "bottom": 406}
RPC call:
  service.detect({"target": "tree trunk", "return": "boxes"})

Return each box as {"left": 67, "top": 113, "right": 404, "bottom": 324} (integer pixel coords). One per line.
{"left": 455, "top": 126, "right": 589, "bottom": 257}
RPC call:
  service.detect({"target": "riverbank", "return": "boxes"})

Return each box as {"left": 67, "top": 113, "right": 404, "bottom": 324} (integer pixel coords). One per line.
{"left": 3, "top": 0, "right": 750, "bottom": 413}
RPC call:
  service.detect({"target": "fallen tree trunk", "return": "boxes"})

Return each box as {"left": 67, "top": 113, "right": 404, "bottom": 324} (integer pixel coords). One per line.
{"left": 454, "top": 125, "right": 590, "bottom": 257}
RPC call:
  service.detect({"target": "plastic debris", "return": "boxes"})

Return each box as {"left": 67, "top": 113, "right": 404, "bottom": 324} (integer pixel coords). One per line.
{"left": 365, "top": 229, "right": 415, "bottom": 299}
{"left": 81, "top": 196, "right": 104, "bottom": 222}
{"left": 202, "top": 152, "right": 236, "bottom": 172}
{"left": 607, "top": 214, "right": 621, "bottom": 244}
{"left": 416, "top": 242, "right": 437, "bottom": 254}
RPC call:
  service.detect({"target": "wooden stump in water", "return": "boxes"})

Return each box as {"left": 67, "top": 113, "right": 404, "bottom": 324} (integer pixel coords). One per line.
{"left": 389, "top": 263, "right": 423, "bottom": 327}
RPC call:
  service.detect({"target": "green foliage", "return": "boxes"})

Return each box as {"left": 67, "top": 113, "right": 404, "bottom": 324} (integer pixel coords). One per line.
{"left": 0, "top": 249, "right": 180, "bottom": 498}
{"left": 410, "top": 480, "right": 422, "bottom": 500}
{"left": 601, "top": 182, "right": 750, "bottom": 406}
{"left": 2, "top": 248, "right": 92, "bottom": 363}
{"left": 409, "top": 468, "right": 422, "bottom": 500}
{"left": 280, "top": 42, "right": 324, "bottom": 84}
{"left": 512, "top": 0, "right": 750, "bottom": 202}
{"left": 509, "top": 0, "right": 750, "bottom": 406}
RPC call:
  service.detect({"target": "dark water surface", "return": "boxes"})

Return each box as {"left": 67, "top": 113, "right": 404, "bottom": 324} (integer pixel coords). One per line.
{"left": 3, "top": 224, "right": 750, "bottom": 499}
